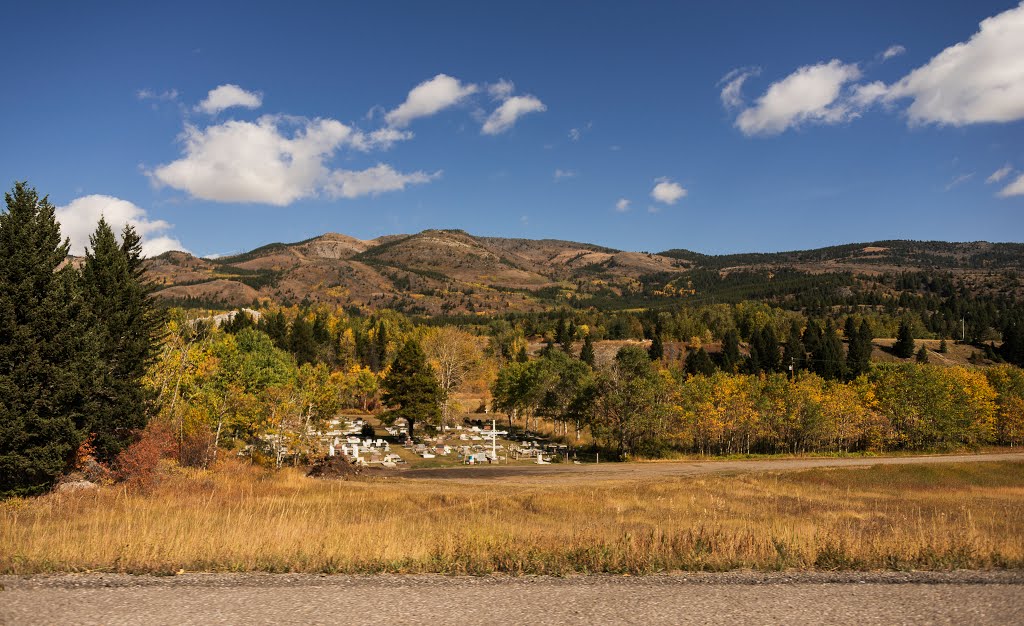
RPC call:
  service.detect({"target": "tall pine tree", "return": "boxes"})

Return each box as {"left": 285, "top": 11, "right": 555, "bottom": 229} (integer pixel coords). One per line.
{"left": 893, "top": 320, "right": 916, "bottom": 358}
{"left": 80, "top": 219, "right": 166, "bottom": 463}
{"left": 0, "top": 183, "right": 93, "bottom": 496}
{"left": 380, "top": 339, "right": 442, "bottom": 442}
{"left": 579, "top": 333, "right": 595, "bottom": 366}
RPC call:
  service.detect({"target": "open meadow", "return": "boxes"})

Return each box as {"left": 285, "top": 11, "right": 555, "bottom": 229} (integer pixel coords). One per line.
{"left": 3, "top": 458, "right": 1023, "bottom": 575}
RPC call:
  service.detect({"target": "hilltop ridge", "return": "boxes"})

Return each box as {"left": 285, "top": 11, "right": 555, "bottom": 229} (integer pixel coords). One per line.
{"left": 146, "top": 231, "right": 1024, "bottom": 314}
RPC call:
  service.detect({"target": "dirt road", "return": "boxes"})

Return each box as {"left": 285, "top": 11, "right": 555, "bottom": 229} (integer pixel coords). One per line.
{"left": 397, "top": 451, "right": 1024, "bottom": 483}
{"left": 2, "top": 572, "right": 1021, "bottom": 625}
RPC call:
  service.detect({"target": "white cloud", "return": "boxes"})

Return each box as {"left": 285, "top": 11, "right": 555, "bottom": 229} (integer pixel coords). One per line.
{"left": 325, "top": 164, "right": 440, "bottom": 199}
{"left": 482, "top": 95, "right": 546, "bottom": 135}
{"left": 944, "top": 172, "right": 974, "bottom": 191}
{"left": 848, "top": 81, "right": 889, "bottom": 108}
{"left": 568, "top": 121, "right": 592, "bottom": 141}
{"left": 881, "top": 45, "right": 906, "bottom": 60}
{"left": 651, "top": 178, "right": 687, "bottom": 205}
{"left": 734, "top": 60, "right": 863, "bottom": 135}
{"left": 385, "top": 74, "right": 478, "bottom": 127}
{"left": 55, "top": 195, "right": 186, "bottom": 257}
{"left": 718, "top": 67, "right": 760, "bottom": 109}
{"left": 615, "top": 198, "right": 631, "bottom": 212}
{"left": 987, "top": 164, "right": 1014, "bottom": 184}
{"left": 488, "top": 79, "right": 515, "bottom": 100}
{"left": 350, "top": 127, "right": 414, "bottom": 151}
{"left": 998, "top": 172, "right": 1024, "bottom": 197}
{"left": 151, "top": 115, "right": 356, "bottom": 205}
{"left": 136, "top": 88, "right": 179, "bottom": 102}
{"left": 884, "top": 3, "right": 1024, "bottom": 125}
{"left": 196, "top": 84, "right": 263, "bottom": 115}
{"left": 553, "top": 169, "right": 576, "bottom": 181}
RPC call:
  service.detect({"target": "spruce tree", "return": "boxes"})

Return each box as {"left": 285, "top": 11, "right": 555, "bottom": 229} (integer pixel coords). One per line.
{"left": 380, "top": 339, "right": 442, "bottom": 442}
{"left": 684, "top": 348, "right": 716, "bottom": 376}
{"left": 516, "top": 344, "right": 529, "bottom": 363}
{"left": 757, "top": 325, "right": 781, "bottom": 372}
{"left": 893, "top": 320, "right": 915, "bottom": 358}
{"left": 289, "top": 315, "right": 317, "bottom": 365}
{"left": 79, "top": 219, "right": 165, "bottom": 463}
{"left": 782, "top": 321, "right": 803, "bottom": 377}
{"left": 648, "top": 333, "right": 664, "bottom": 361}
{"left": 0, "top": 183, "right": 92, "bottom": 496}
{"left": 721, "top": 328, "right": 741, "bottom": 372}
{"left": 802, "top": 320, "right": 823, "bottom": 369}
{"left": 846, "top": 319, "right": 873, "bottom": 378}
{"left": 813, "top": 321, "right": 846, "bottom": 380}
{"left": 916, "top": 345, "right": 929, "bottom": 363}
{"left": 579, "top": 333, "right": 595, "bottom": 366}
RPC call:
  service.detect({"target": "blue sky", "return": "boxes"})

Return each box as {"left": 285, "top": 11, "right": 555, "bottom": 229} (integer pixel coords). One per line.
{"left": 1, "top": 1, "right": 1022, "bottom": 257}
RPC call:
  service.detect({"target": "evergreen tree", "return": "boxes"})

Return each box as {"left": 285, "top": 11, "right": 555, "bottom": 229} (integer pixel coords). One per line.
{"left": 375, "top": 320, "right": 389, "bottom": 365}
{"left": 264, "top": 311, "right": 289, "bottom": 350}
{"left": 893, "top": 320, "right": 916, "bottom": 358}
{"left": 802, "top": 320, "right": 823, "bottom": 369}
{"left": 648, "top": 333, "right": 664, "bottom": 361}
{"left": 916, "top": 345, "right": 930, "bottom": 363}
{"left": 939, "top": 338, "right": 949, "bottom": 354}
{"left": 380, "top": 339, "right": 442, "bottom": 442}
{"left": 516, "top": 344, "right": 529, "bottom": 363}
{"left": 540, "top": 336, "right": 556, "bottom": 357}
{"left": 0, "top": 183, "right": 92, "bottom": 496}
{"left": 843, "top": 316, "right": 857, "bottom": 343}
{"left": 222, "top": 308, "right": 254, "bottom": 334}
{"left": 79, "top": 219, "right": 165, "bottom": 463}
{"left": 757, "top": 325, "right": 781, "bottom": 372}
{"left": 813, "top": 320, "right": 846, "bottom": 380}
{"left": 579, "top": 333, "right": 595, "bottom": 366}
{"left": 782, "top": 320, "right": 803, "bottom": 377}
{"left": 721, "top": 328, "right": 741, "bottom": 372}
{"left": 289, "top": 315, "right": 317, "bottom": 365}
{"left": 846, "top": 319, "right": 873, "bottom": 378}
{"left": 684, "top": 348, "right": 716, "bottom": 376}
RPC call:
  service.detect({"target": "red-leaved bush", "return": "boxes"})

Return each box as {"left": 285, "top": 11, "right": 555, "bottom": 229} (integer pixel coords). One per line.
{"left": 113, "top": 421, "right": 177, "bottom": 490}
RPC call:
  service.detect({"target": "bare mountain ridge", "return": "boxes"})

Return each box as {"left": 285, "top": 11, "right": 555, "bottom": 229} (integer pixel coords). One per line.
{"left": 145, "top": 231, "right": 1024, "bottom": 313}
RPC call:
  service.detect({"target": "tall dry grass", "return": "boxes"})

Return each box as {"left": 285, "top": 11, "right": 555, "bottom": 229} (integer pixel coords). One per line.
{"left": 2, "top": 461, "right": 1022, "bottom": 574}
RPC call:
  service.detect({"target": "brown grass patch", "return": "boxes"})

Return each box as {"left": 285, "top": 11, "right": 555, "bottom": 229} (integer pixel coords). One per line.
{"left": 2, "top": 461, "right": 1022, "bottom": 575}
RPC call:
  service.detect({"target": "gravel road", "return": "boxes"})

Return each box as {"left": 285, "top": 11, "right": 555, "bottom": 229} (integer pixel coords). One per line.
{"left": 2, "top": 572, "right": 1022, "bottom": 625}
{"left": 398, "top": 451, "right": 1024, "bottom": 483}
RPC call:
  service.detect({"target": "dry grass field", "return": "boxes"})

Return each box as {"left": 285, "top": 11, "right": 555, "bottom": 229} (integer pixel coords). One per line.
{"left": 2, "top": 460, "right": 1022, "bottom": 575}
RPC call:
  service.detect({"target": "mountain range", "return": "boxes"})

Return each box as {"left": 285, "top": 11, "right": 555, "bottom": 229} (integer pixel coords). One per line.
{"left": 144, "top": 230, "right": 1024, "bottom": 314}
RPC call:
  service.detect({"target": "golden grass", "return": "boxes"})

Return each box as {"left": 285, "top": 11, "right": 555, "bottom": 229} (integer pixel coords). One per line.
{"left": 2, "top": 461, "right": 1023, "bottom": 575}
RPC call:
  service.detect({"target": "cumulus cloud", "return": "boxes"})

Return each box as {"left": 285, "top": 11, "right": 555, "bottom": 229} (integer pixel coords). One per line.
{"left": 325, "top": 164, "right": 439, "bottom": 199}
{"left": 881, "top": 45, "right": 906, "bottom": 60}
{"left": 615, "top": 198, "right": 631, "bottom": 212}
{"left": 718, "top": 67, "right": 760, "bottom": 109}
{"left": 884, "top": 3, "right": 1024, "bottom": 125}
{"left": 151, "top": 116, "right": 354, "bottom": 205}
{"left": 734, "top": 60, "right": 863, "bottom": 135}
{"left": 196, "top": 84, "right": 263, "bottom": 115}
{"left": 998, "top": 172, "right": 1024, "bottom": 197}
{"left": 55, "top": 195, "right": 186, "bottom": 257}
{"left": 987, "top": 164, "right": 1014, "bottom": 184}
{"left": 482, "top": 95, "right": 546, "bottom": 135}
{"left": 553, "top": 168, "right": 576, "bottom": 181}
{"left": 385, "top": 74, "right": 478, "bottom": 127}
{"left": 650, "top": 178, "right": 687, "bottom": 205}
{"left": 487, "top": 79, "right": 515, "bottom": 100}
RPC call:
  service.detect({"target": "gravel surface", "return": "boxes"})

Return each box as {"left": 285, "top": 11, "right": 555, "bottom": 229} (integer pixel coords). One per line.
{"left": 2, "top": 572, "right": 1022, "bottom": 625}
{"left": 399, "top": 451, "right": 1024, "bottom": 483}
